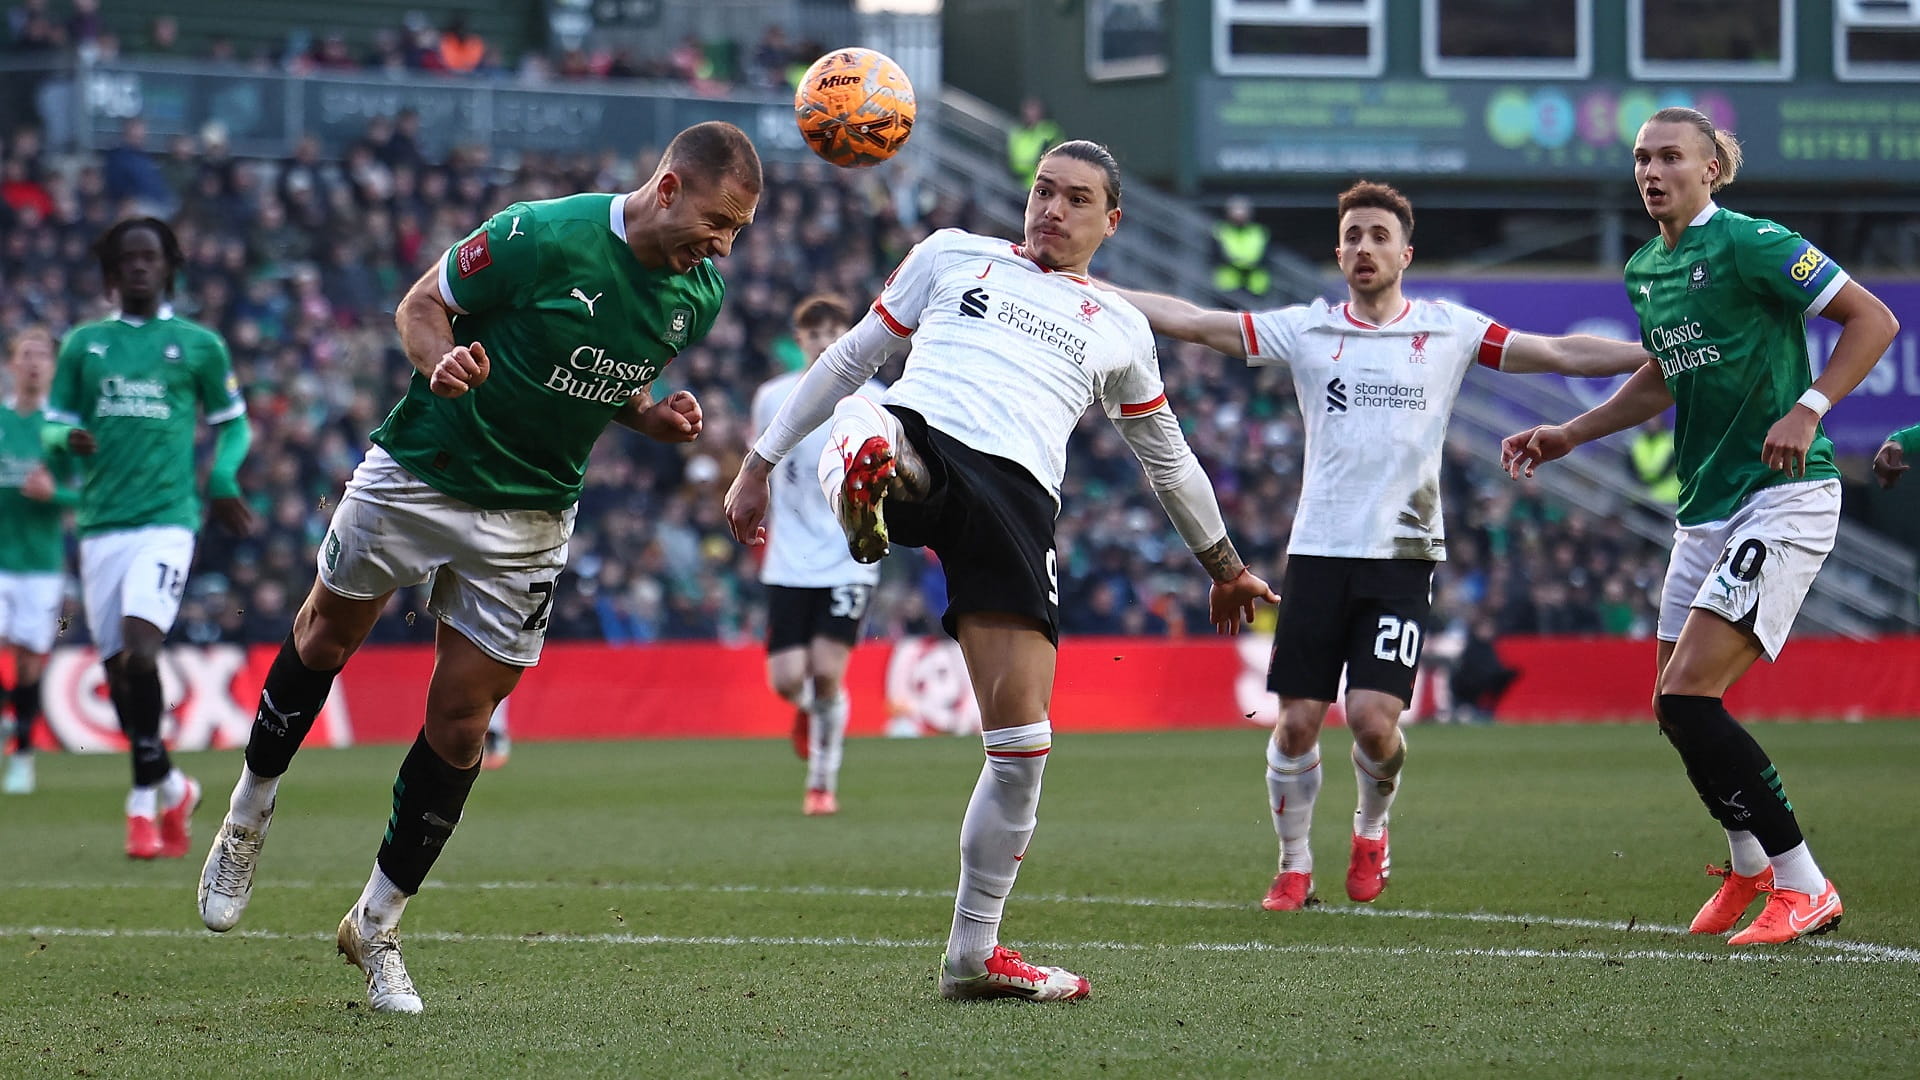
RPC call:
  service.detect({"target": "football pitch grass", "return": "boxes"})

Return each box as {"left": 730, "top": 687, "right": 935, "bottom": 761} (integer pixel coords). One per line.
{"left": 4, "top": 722, "right": 1918, "bottom": 1079}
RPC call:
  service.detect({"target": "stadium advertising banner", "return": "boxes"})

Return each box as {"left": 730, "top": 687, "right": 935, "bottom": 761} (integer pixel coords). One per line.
{"left": 9, "top": 636, "right": 1918, "bottom": 754}
{"left": 1412, "top": 277, "right": 1920, "bottom": 456}
{"left": 71, "top": 63, "right": 808, "bottom": 159}
{"left": 1195, "top": 78, "right": 1920, "bottom": 181}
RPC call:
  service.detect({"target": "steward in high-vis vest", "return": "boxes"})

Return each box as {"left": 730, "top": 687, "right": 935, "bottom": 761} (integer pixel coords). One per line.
{"left": 1213, "top": 196, "right": 1270, "bottom": 297}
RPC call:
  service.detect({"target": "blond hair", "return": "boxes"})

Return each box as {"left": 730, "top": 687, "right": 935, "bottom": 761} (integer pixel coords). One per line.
{"left": 7, "top": 324, "right": 54, "bottom": 359}
{"left": 1648, "top": 106, "right": 1742, "bottom": 192}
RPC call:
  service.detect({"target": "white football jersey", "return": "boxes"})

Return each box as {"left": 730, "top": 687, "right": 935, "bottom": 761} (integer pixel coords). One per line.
{"left": 752, "top": 371, "right": 886, "bottom": 589}
{"left": 1240, "top": 298, "right": 1511, "bottom": 561}
{"left": 873, "top": 228, "right": 1169, "bottom": 501}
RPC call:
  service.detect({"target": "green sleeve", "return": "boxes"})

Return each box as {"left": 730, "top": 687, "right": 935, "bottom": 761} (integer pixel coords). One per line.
{"left": 1730, "top": 218, "right": 1847, "bottom": 315}
{"left": 1890, "top": 423, "right": 1920, "bottom": 458}
{"left": 196, "top": 332, "right": 247, "bottom": 424}
{"left": 442, "top": 202, "right": 542, "bottom": 315}
{"left": 46, "top": 330, "right": 86, "bottom": 427}
{"left": 207, "top": 415, "right": 251, "bottom": 499}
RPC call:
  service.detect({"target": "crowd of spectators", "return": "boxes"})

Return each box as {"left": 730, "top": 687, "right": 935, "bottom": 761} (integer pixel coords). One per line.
{"left": 0, "top": 106, "right": 1676, "bottom": 681}
{"left": 5, "top": 1, "right": 833, "bottom": 94}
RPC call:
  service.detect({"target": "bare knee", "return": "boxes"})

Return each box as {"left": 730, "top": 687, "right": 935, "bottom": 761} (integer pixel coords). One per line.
{"left": 424, "top": 695, "right": 502, "bottom": 768}
{"left": 292, "top": 587, "right": 384, "bottom": 669}
{"left": 1275, "top": 700, "right": 1329, "bottom": 756}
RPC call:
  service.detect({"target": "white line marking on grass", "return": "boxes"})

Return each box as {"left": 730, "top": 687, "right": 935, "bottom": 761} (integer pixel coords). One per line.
{"left": 11, "top": 880, "right": 1917, "bottom": 965}
{"left": 0, "top": 924, "right": 1903, "bottom": 966}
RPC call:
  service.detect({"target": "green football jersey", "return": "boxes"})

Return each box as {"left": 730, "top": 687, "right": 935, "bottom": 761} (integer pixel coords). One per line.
{"left": 371, "top": 193, "right": 726, "bottom": 511}
{"left": 47, "top": 310, "right": 245, "bottom": 536}
{"left": 0, "top": 402, "right": 76, "bottom": 572}
{"left": 1625, "top": 205, "right": 1847, "bottom": 526}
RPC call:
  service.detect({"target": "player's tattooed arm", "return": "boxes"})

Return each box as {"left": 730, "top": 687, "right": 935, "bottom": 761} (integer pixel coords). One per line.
{"left": 1195, "top": 536, "right": 1248, "bottom": 583}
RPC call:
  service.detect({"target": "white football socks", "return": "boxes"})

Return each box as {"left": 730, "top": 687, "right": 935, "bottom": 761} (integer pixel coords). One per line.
{"left": 1265, "top": 739, "right": 1322, "bottom": 874}
{"left": 947, "top": 719, "right": 1051, "bottom": 975}
{"left": 1725, "top": 829, "right": 1768, "bottom": 878}
{"left": 229, "top": 766, "right": 279, "bottom": 830}
{"left": 1769, "top": 842, "right": 1826, "bottom": 896}
{"left": 805, "top": 693, "right": 849, "bottom": 793}
{"left": 1352, "top": 736, "right": 1405, "bottom": 840}
{"left": 357, "top": 864, "right": 412, "bottom": 935}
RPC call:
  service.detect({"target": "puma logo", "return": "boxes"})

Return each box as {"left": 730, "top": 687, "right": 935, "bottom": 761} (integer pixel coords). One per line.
{"left": 570, "top": 288, "right": 602, "bottom": 316}
{"left": 257, "top": 690, "right": 299, "bottom": 737}
{"left": 506, "top": 216, "right": 525, "bottom": 240}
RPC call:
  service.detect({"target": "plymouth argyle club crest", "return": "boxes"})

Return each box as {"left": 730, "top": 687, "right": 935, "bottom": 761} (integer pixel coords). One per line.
{"left": 665, "top": 307, "right": 693, "bottom": 347}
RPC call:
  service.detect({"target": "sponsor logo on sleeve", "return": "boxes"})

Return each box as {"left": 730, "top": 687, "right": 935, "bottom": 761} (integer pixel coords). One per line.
{"left": 456, "top": 233, "right": 492, "bottom": 278}
{"left": 1780, "top": 241, "right": 1830, "bottom": 291}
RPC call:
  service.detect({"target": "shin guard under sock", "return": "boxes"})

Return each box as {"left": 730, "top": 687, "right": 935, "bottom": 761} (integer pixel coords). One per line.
{"left": 375, "top": 731, "right": 481, "bottom": 894}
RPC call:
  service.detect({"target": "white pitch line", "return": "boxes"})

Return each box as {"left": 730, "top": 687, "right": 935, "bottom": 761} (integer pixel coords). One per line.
{"left": 0, "top": 924, "right": 1900, "bottom": 966}
{"left": 9, "top": 879, "right": 1917, "bottom": 965}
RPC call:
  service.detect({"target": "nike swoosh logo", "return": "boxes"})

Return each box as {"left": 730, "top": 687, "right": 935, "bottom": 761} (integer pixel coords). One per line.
{"left": 1330, "top": 337, "right": 1344, "bottom": 361}
{"left": 975, "top": 263, "right": 992, "bottom": 279}
{"left": 1788, "top": 892, "right": 1840, "bottom": 931}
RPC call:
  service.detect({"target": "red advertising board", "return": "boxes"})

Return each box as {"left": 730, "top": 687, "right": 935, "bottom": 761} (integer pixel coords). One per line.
{"left": 6, "top": 635, "right": 1916, "bottom": 753}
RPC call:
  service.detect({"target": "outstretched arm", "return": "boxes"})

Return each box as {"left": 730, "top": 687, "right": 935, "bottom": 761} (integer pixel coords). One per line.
{"left": 1501, "top": 361, "right": 1674, "bottom": 479}
{"left": 1113, "top": 410, "right": 1278, "bottom": 632}
{"left": 1500, "top": 331, "right": 1651, "bottom": 377}
{"left": 1111, "top": 287, "right": 1249, "bottom": 359}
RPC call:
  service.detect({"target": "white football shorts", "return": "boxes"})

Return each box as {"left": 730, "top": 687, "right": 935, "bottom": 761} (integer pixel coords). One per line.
{"left": 78, "top": 525, "right": 197, "bottom": 659}
{"left": 0, "top": 570, "right": 65, "bottom": 655}
{"left": 320, "top": 447, "right": 574, "bottom": 667}
{"left": 1658, "top": 478, "right": 1840, "bottom": 661}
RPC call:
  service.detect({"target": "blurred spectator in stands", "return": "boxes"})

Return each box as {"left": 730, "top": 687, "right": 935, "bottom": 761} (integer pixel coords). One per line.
{"left": 102, "top": 117, "right": 174, "bottom": 214}
{"left": 64, "top": 0, "right": 100, "bottom": 48}
{"left": 144, "top": 15, "right": 181, "bottom": 57}
{"left": 8, "top": 0, "right": 61, "bottom": 51}
{"left": 366, "top": 27, "right": 408, "bottom": 74}
{"left": 750, "top": 24, "right": 793, "bottom": 88}
{"left": 1449, "top": 616, "right": 1519, "bottom": 723}
{"left": 438, "top": 12, "right": 487, "bottom": 74}
{"left": 1, "top": 154, "right": 52, "bottom": 220}
{"left": 310, "top": 32, "right": 358, "bottom": 71}
{"left": 379, "top": 108, "right": 426, "bottom": 172}
{"left": 1212, "top": 195, "right": 1272, "bottom": 299}
{"left": 1629, "top": 416, "right": 1681, "bottom": 507}
{"left": 1006, "top": 97, "right": 1061, "bottom": 189}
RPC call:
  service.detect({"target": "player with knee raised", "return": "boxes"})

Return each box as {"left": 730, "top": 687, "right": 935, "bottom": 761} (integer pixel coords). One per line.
{"left": 1114, "top": 181, "right": 1649, "bottom": 911}
{"left": 726, "top": 140, "right": 1279, "bottom": 1002}
{"left": 1504, "top": 108, "right": 1898, "bottom": 944}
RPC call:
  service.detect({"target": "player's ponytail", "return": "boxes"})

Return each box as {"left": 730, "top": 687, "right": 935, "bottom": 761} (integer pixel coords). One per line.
{"left": 1649, "top": 106, "right": 1742, "bottom": 192}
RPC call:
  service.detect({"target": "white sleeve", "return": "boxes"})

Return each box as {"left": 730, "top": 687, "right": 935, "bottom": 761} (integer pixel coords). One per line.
{"left": 870, "top": 230, "right": 952, "bottom": 336}
{"left": 749, "top": 311, "right": 906, "bottom": 464}
{"left": 1099, "top": 326, "right": 1170, "bottom": 421}
{"left": 1448, "top": 303, "right": 1515, "bottom": 372}
{"left": 1240, "top": 307, "right": 1306, "bottom": 367}
{"left": 1113, "top": 409, "right": 1228, "bottom": 553}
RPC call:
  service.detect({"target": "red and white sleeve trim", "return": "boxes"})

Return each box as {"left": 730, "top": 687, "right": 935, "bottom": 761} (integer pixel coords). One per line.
{"left": 1238, "top": 311, "right": 1260, "bottom": 357}
{"left": 871, "top": 300, "right": 914, "bottom": 338}
{"left": 1119, "top": 392, "right": 1169, "bottom": 418}
{"left": 1476, "top": 322, "right": 1513, "bottom": 369}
